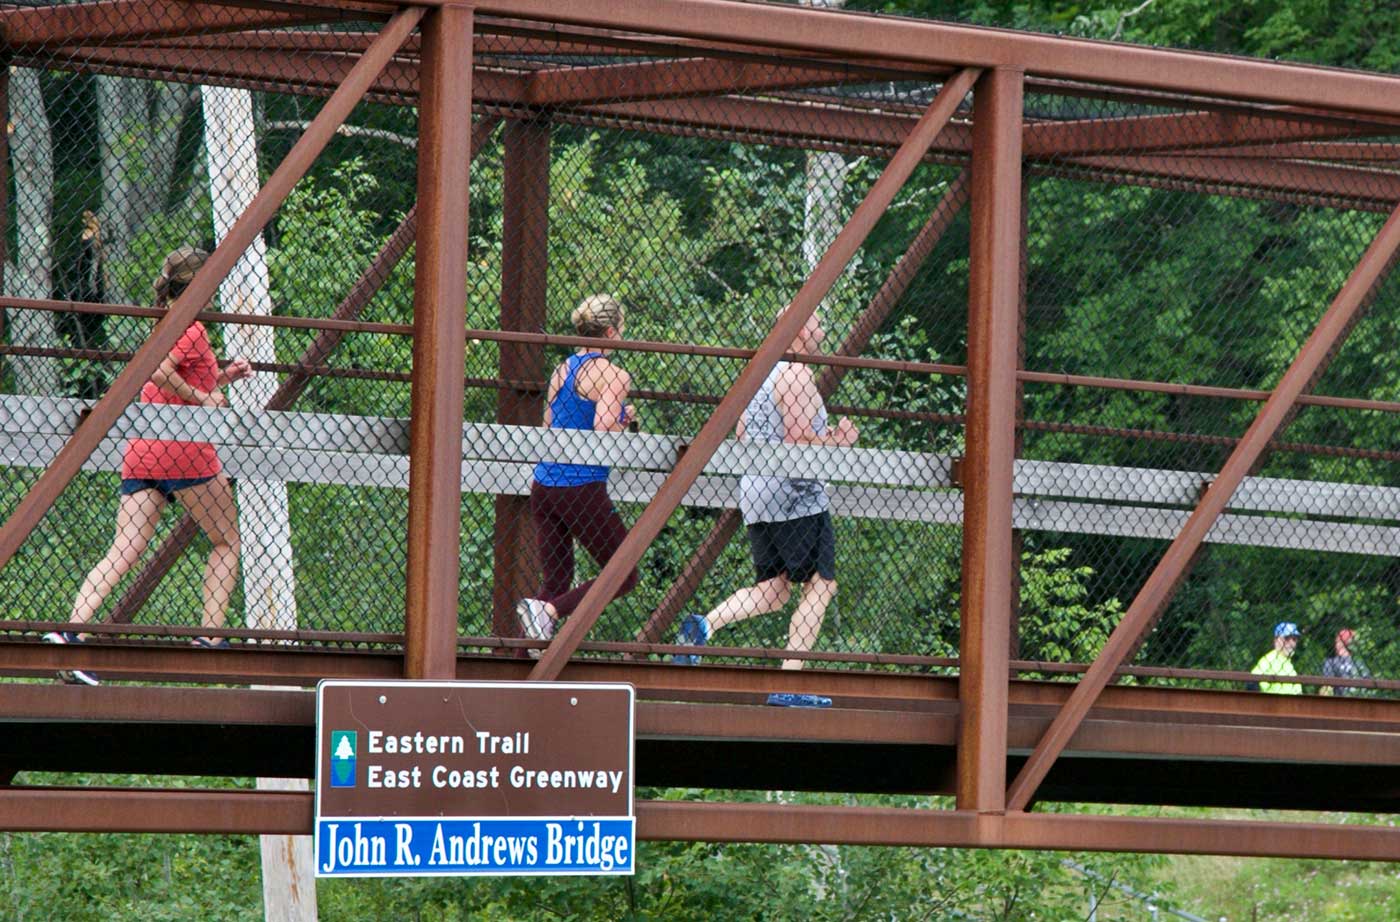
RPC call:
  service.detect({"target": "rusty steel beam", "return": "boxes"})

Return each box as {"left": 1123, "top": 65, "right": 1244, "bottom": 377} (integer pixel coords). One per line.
{"left": 138, "top": 28, "right": 633, "bottom": 59}
{"left": 0, "top": 682, "right": 313, "bottom": 724}
{"left": 6, "top": 635, "right": 1400, "bottom": 732}
{"left": 478, "top": 13, "right": 941, "bottom": 75}
{"left": 47, "top": 39, "right": 1400, "bottom": 215}
{"left": 0, "top": 0, "right": 332, "bottom": 49}
{"left": 959, "top": 68, "right": 1023, "bottom": 813}
{"left": 0, "top": 787, "right": 314, "bottom": 834}
{"left": 1072, "top": 152, "right": 1400, "bottom": 203}
{"left": 7, "top": 649, "right": 1398, "bottom": 733}
{"left": 7, "top": 784, "right": 1398, "bottom": 858}
{"left": 44, "top": 44, "right": 424, "bottom": 100}
{"left": 30, "top": 44, "right": 1397, "bottom": 211}
{"left": 1190, "top": 141, "right": 1400, "bottom": 162}
{"left": 466, "top": 0, "right": 1400, "bottom": 120}
{"left": 635, "top": 801, "right": 1400, "bottom": 860}
{"left": 135, "top": 28, "right": 413, "bottom": 54}
{"left": 526, "top": 55, "right": 859, "bottom": 106}
{"left": 0, "top": 58, "right": 8, "bottom": 331}
{"left": 492, "top": 116, "right": 551, "bottom": 645}
{"left": 1005, "top": 198, "right": 1400, "bottom": 813}
{"left": 0, "top": 5, "right": 425, "bottom": 573}
{"left": 572, "top": 97, "right": 1399, "bottom": 208}
{"left": 1028, "top": 163, "right": 1393, "bottom": 216}
{"left": 550, "top": 102, "right": 1395, "bottom": 211}
{"left": 0, "top": 639, "right": 408, "bottom": 685}
{"left": 10, "top": 680, "right": 1400, "bottom": 772}
{"left": 527, "top": 67, "right": 982, "bottom": 681}
{"left": 585, "top": 95, "right": 972, "bottom": 154}
{"left": 1023, "top": 108, "right": 1386, "bottom": 158}
{"left": 636, "top": 171, "right": 972, "bottom": 646}
{"left": 404, "top": 4, "right": 474, "bottom": 680}
{"left": 106, "top": 117, "right": 497, "bottom": 626}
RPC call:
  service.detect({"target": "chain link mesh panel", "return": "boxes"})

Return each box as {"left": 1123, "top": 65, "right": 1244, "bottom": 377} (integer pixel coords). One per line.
{"left": 1019, "top": 90, "right": 1400, "bottom": 696}
{"left": 1, "top": 3, "right": 424, "bottom": 667}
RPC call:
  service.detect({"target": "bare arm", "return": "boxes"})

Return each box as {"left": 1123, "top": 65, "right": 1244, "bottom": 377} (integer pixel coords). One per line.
{"left": 150, "top": 351, "right": 225, "bottom": 408}
{"left": 775, "top": 363, "right": 857, "bottom": 447}
{"left": 216, "top": 358, "right": 252, "bottom": 388}
{"left": 577, "top": 357, "right": 634, "bottom": 432}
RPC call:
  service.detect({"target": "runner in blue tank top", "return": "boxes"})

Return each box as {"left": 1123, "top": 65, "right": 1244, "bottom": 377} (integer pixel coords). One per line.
{"left": 516, "top": 295, "right": 640, "bottom": 651}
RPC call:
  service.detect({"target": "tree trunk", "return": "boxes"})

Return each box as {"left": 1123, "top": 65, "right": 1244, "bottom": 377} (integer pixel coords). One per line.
{"left": 6, "top": 67, "right": 57, "bottom": 395}
{"left": 202, "top": 83, "right": 311, "bottom": 920}
{"left": 201, "top": 84, "right": 299, "bottom": 633}
{"left": 97, "top": 76, "right": 194, "bottom": 299}
{"left": 96, "top": 76, "right": 146, "bottom": 278}
{"left": 802, "top": 0, "right": 847, "bottom": 280}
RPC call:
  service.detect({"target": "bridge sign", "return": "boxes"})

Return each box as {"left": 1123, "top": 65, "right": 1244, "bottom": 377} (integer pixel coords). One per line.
{"left": 314, "top": 680, "right": 635, "bottom": 877}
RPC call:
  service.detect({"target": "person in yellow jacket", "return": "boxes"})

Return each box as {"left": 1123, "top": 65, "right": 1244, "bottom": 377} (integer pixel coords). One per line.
{"left": 1250, "top": 621, "right": 1303, "bottom": 694}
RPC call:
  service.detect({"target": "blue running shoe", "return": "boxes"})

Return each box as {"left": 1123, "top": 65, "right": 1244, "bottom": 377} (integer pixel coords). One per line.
{"left": 766, "top": 692, "right": 831, "bottom": 708}
{"left": 673, "top": 613, "right": 710, "bottom": 665}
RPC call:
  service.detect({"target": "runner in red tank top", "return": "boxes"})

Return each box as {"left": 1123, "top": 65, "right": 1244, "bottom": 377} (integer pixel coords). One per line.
{"left": 45, "top": 247, "right": 251, "bottom": 684}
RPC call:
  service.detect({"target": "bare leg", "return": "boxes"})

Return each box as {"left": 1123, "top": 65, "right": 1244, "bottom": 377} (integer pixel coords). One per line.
{"left": 782, "top": 576, "right": 836, "bottom": 670}
{"left": 706, "top": 575, "right": 792, "bottom": 634}
{"left": 176, "top": 475, "right": 241, "bottom": 637}
{"left": 69, "top": 489, "right": 167, "bottom": 631}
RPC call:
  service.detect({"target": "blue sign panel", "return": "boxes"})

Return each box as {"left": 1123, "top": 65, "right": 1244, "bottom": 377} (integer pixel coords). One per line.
{"left": 315, "top": 817, "right": 635, "bottom": 877}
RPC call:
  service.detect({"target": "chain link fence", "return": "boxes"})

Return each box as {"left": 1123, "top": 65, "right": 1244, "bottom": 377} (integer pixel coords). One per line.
{"left": 0, "top": 2, "right": 1396, "bottom": 696}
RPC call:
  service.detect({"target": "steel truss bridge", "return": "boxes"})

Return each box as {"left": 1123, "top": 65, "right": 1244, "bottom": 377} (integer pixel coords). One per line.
{"left": 0, "top": 0, "right": 1398, "bottom": 862}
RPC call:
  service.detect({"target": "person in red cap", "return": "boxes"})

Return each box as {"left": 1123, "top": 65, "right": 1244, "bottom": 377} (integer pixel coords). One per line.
{"left": 1321, "top": 628, "right": 1372, "bottom": 696}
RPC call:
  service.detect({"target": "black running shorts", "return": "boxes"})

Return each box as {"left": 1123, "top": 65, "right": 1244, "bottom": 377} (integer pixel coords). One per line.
{"left": 746, "top": 511, "right": 836, "bottom": 584}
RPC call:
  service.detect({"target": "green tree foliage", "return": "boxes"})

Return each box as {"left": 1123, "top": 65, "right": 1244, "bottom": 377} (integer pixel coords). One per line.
{"left": 0, "top": 780, "right": 1169, "bottom": 921}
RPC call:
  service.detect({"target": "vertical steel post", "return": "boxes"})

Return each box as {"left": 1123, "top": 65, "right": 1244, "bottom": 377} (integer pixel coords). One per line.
{"left": 492, "top": 116, "right": 551, "bottom": 643}
{"left": 404, "top": 4, "right": 473, "bottom": 679}
{"left": 0, "top": 57, "right": 8, "bottom": 328}
{"left": 1008, "top": 175, "right": 1030, "bottom": 661}
{"left": 958, "top": 67, "right": 1023, "bottom": 812}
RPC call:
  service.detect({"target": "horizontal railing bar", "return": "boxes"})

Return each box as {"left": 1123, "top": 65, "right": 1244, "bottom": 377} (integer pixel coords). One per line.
{"left": 11, "top": 298, "right": 1400, "bottom": 415}
{"left": 0, "top": 297, "right": 962, "bottom": 377}
{"left": 7, "top": 396, "right": 1394, "bottom": 515}
{"left": 2, "top": 626, "right": 1388, "bottom": 693}
{"left": 5, "top": 399, "right": 1400, "bottom": 553}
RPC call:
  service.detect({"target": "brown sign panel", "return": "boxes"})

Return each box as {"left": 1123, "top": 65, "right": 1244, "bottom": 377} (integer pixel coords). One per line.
{"left": 316, "top": 680, "right": 634, "bottom": 819}
{"left": 314, "top": 680, "right": 635, "bottom": 877}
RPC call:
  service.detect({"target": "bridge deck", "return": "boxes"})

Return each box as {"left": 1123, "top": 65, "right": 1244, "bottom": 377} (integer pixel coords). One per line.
{"left": 4, "top": 658, "right": 1398, "bottom": 815}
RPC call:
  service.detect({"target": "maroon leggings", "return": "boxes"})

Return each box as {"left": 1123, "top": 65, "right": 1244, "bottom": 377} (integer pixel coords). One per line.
{"left": 530, "top": 480, "right": 639, "bottom": 618}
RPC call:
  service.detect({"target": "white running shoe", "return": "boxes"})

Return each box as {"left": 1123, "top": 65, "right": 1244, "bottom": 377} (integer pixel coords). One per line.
{"left": 43, "top": 630, "right": 100, "bottom": 686}
{"left": 515, "top": 598, "right": 555, "bottom": 642}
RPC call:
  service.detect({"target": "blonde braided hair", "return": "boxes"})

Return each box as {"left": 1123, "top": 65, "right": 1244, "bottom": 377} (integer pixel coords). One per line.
{"left": 571, "top": 294, "right": 625, "bottom": 338}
